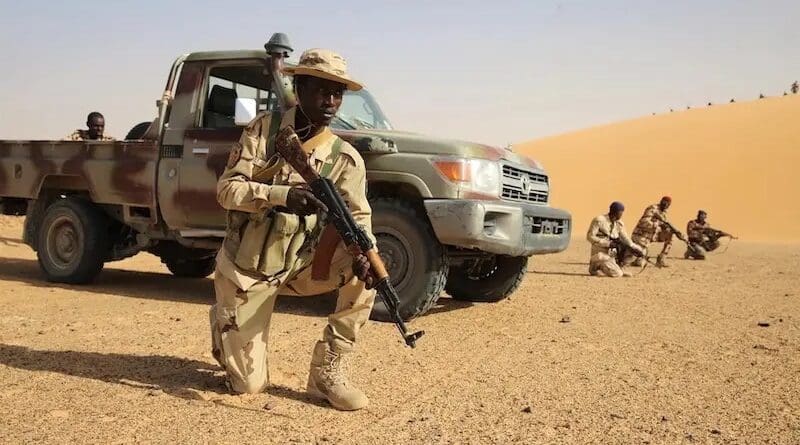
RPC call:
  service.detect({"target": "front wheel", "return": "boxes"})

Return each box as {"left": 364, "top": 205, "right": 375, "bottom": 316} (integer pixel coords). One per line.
{"left": 369, "top": 198, "right": 448, "bottom": 321}
{"left": 446, "top": 255, "right": 528, "bottom": 302}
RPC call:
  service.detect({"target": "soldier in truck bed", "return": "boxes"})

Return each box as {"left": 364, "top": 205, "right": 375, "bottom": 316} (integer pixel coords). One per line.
{"left": 66, "top": 112, "right": 115, "bottom": 141}
{"left": 209, "top": 49, "right": 376, "bottom": 411}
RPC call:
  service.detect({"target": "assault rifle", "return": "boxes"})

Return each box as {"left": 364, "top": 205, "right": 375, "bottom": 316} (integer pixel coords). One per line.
{"left": 704, "top": 228, "right": 737, "bottom": 242}
{"left": 606, "top": 236, "right": 655, "bottom": 268}
{"left": 657, "top": 216, "right": 701, "bottom": 254}
{"left": 263, "top": 33, "right": 422, "bottom": 348}
{"left": 274, "top": 126, "right": 424, "bottom": 348}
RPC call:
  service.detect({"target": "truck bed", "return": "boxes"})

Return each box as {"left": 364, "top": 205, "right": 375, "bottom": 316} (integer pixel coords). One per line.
{"left": 0, "top": 140, "right": 159, "bottom": 209}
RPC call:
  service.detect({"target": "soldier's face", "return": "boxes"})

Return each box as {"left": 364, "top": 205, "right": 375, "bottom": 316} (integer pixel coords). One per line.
{"left": 698, "top": 213, "right": 706, "bottom": 223}
{"left": 87, "top": 117, "right": 105, "bottom": 139}
{"left": 297, "top": 76, "right": 345, "bottom": 127}
{"left": 611, "top": 210, "right": 623, "bottom": 221}
{"left": 660, "top": 200, "right": 671, "bottom": 211}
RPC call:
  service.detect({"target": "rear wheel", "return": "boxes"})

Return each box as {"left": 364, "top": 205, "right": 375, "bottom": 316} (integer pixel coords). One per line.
{"left": 150, "top": 241, "right": 217, "bottom": 278}
{"left": 163, "top": 256, "right": 216, "bottom": 278}
{"left": 370, "top": 198, "right": 448, "bottom": 321}
{"left": 36, "top": 197, "right": 109, "bottom": 284}
{"left": 446, "top": 255, "right": 528, "bottom": 302}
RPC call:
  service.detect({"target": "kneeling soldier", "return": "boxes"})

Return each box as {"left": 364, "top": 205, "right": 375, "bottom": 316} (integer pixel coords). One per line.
{"left": 209, "top": 49, "right": 375, "bottom": 411}
{"left": 586, "top": 201, "right": 645, "bottom": 277}
{"left": 685, "top": 210, "right": 736, "bottom": 259}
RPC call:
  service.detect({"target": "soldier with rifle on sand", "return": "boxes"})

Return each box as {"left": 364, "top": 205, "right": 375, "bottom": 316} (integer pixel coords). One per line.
{"left": 628, "top": 196, "right": 705, "bottom": 267}
{"left": 586, "top": 201, "right": 647, "bottom": 277}
{"left": 209, "top": 34, "right": 421, "bottom": 411}
{"left": 629, "top": 196, "right": 675, "bottom": 268}
{"left": 685, "top": 210, "right": 737, "bottom": 260}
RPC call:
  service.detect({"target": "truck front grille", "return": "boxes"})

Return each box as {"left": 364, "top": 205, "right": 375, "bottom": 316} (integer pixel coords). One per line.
{"left": 527, "top": 216, "right": 569, "bottom": 235}
{"left": 501, "top": 164, "right": 549, "bottom": 204}
{"left": 502, "top": 165, "right": 548, "bottom": 183}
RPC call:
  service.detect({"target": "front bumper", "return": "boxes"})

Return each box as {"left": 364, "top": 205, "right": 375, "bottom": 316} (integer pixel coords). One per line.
{"left": 424, "top": 199, "right": 571, "bottom": 257}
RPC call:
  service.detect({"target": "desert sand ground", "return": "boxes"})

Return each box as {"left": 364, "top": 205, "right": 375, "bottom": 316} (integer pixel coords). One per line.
{"left": 1, "top": 215, "right": 798, "bottom": 444}
{"left": 517, "top": 95, "right": 800, "bottom": 242}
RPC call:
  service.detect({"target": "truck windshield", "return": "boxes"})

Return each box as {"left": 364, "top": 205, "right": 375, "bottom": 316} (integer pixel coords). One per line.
{"left": 332, "top": 89, "right": 393, "bottom": 131}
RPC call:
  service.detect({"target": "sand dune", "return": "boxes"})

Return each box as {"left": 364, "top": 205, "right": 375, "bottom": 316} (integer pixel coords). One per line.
{"left": 517, "top": 95, "right": 800, "bottom": 242}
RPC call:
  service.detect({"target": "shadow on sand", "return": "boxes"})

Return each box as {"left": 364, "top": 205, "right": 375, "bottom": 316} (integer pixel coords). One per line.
{"left": 0, "top": 256, "right": 340, "bottom": 317}
{"left": 0, "top": 343, "right": 226, "bottom": 401}
{"left": 0, "top": 344, "right": 332, "bottom": 409}
{"left": 0, "top": 256, "right": 474, "bottom": 319}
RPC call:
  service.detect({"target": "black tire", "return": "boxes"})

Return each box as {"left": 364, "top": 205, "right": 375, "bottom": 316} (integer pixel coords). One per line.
{"left": 370, "top": 198, "right": 448, "bottom": 321}
{"left": 446, "top": 255, "right": 528, "bottom": 302}
{"left": 163, "top": 256, "right": 216, "bottom": 278}
{"left": 36, "top": 197, "right": 109, "bottom": 284}
{"left": 125, "top": 121, "right": 152, "bottom": 140}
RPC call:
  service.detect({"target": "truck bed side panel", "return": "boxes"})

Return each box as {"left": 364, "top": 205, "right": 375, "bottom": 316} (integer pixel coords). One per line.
{"left": 0, "top": 140, "right": 159, "bottom": 208}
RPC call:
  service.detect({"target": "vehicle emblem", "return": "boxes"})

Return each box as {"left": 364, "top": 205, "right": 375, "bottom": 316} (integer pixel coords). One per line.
{"left": 520, "top": 174, "right": 531, "bottom": 195}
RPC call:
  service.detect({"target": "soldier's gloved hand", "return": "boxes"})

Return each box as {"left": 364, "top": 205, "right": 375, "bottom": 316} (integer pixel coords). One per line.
{"left": 352, "top": 254, "right": 375, "bottom": 289}
{"left": 286, "top": 187, "right": 328, "bottom": 216}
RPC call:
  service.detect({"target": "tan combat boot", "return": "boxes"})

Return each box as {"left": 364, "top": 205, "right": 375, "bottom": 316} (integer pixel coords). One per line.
{"left": 306, "top": 341, "right": 369, "bottom": 411}
{"left": 656, "top": 254, "right": 669, "bottom": 268}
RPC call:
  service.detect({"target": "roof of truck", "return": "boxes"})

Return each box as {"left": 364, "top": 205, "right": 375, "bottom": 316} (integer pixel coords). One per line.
{"left": 185, "top": 50, "right": 270, "bottom": 61}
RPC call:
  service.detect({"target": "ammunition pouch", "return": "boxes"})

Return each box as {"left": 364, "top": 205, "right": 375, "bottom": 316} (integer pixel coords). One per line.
{"left": 226, "top": 209, "right": 318, "bottom": 277}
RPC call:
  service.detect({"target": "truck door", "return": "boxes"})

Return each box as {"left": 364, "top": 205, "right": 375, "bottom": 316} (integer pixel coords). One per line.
{"left": 177, "top": 62, "right": 274, "bottom": 230}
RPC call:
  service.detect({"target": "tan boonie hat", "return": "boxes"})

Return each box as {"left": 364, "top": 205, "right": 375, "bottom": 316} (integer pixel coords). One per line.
{"left": 284, "top": 48, "right": 363, "bottom": 91}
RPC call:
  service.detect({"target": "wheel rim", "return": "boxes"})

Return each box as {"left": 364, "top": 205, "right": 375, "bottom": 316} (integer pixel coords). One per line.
{"left": 374, "top": 226, "right": 415, "bottom": 292}
{"left": 45, "top": 214, "right": 83, "bottom": 270}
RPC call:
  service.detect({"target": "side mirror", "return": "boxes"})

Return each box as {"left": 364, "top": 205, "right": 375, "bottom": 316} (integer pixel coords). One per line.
{"left": 234, "top": 98, "right": 257, "bottom": 126}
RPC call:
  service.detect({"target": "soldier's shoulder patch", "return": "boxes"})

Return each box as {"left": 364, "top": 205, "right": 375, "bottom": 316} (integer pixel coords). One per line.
{"left": 227, "top": 142, "right": 243, "bottom": 168}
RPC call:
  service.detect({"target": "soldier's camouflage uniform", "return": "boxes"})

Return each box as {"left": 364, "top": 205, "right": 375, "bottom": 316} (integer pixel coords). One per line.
{"left": 685, "top": 219, "right": 720, "bottom": 259}
{"left": 631, "top": 204, "right": 672, "bottom": 264}
{"left": 66, "top": 129, "right": 115, "bottom": 141}
{"left": 586, "top": 214, "right": 638, "bottom": 277}
{"left": 210, "top": 107, "right": 375, "bottom": 403}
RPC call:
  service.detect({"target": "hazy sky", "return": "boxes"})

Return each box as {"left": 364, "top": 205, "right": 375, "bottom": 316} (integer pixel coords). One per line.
{"left": 0, "top": 0, "right": 798, "bottom": 146}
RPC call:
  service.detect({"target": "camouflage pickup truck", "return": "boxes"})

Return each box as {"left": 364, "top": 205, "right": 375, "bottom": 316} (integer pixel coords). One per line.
{"left": 0, "top": 49, "right": 571, "bottom": 320}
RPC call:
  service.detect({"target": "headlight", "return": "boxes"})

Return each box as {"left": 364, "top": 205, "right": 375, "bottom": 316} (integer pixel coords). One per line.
{"left": 432, "top": 158, "right": 501, "bottom": 198}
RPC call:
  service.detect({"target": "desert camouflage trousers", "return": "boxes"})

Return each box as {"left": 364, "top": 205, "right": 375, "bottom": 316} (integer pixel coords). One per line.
{"left": 589, "top": 252, "right": 626, "bottom": 277}
{"left": 631, "top": 227, "right": 673, "bottom": 256}
{"left": 686, "top": 239, "right": 721, "bottom": 259}
{"left": 209, "top": 246, "right": 376, "bottom": 394}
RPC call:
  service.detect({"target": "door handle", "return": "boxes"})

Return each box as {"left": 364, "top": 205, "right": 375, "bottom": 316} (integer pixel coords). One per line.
{"left": 192, "top": 147, "right": 209, "bottom": 156}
